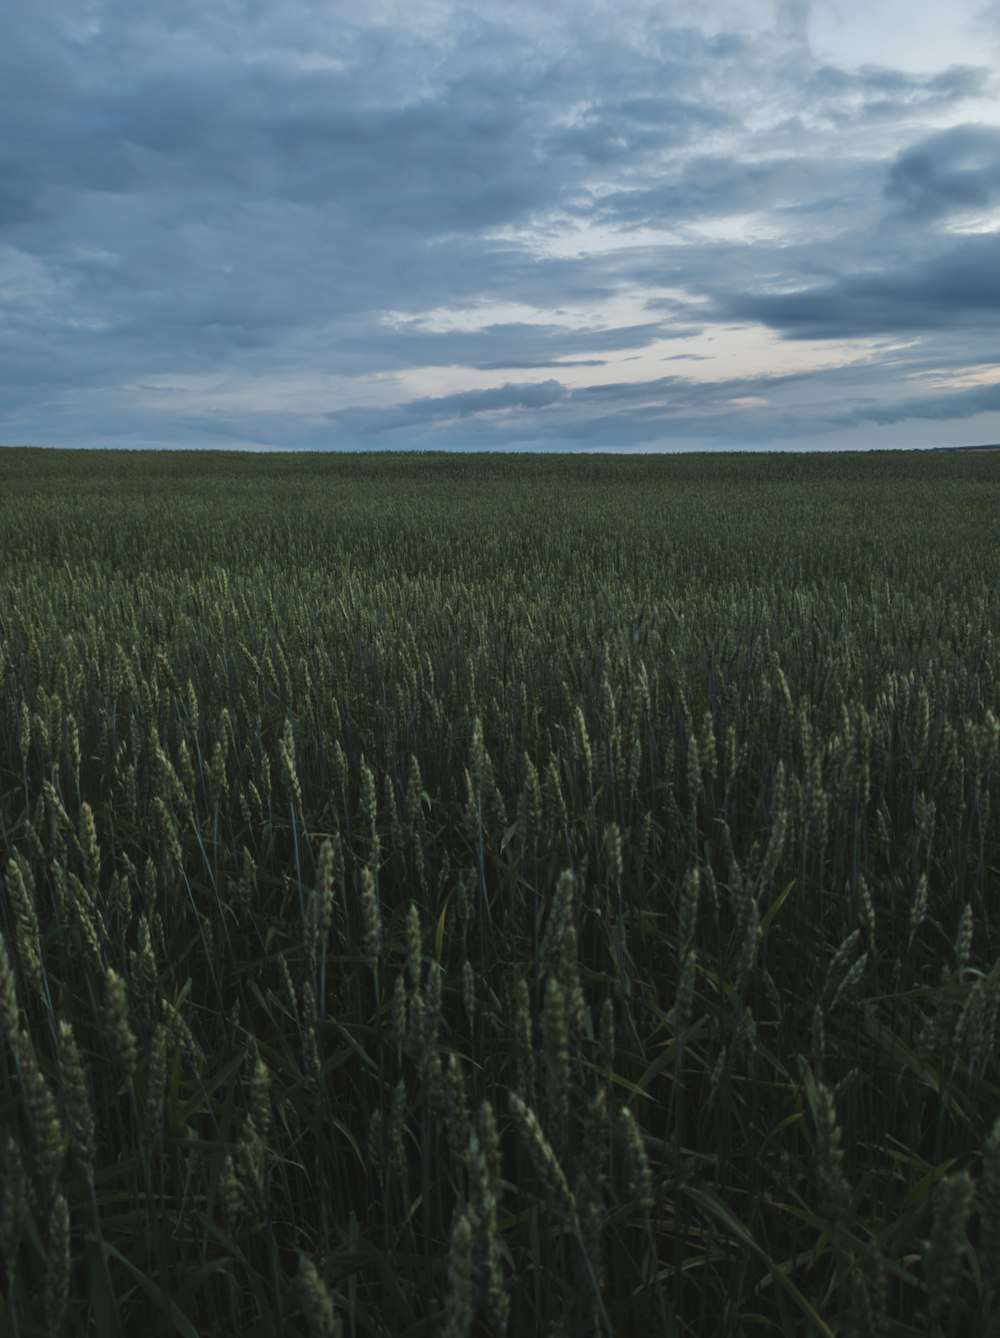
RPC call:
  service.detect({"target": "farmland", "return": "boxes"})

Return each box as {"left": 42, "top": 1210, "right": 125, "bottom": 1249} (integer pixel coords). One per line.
{"left": 0, "top": 446, "right": 998, "bottom": 1336}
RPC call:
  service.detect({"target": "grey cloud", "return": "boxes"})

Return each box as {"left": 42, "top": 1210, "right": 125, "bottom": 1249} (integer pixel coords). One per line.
{"left": 803, "top": 63, "right": 991, "bottom": 124}
{"left": 548, "top": 97, "right": 733, "bottom": 165}
{"left": 594, "top": 151, "right": 882, "bottom": 230}
{"left": 886, "top": 124, "right": 1000, "bottom": 219}
{"left": 776, "top": 0, "right": 810, "bottom": 48}
{"left": 832, "top": 380, "right": 1000, "bottom": 428}
{"left": 376, "top": 318, "right": 681, "bottom": 357}
{"left": 327, "top": 378, "right": 566, "bottom": 438}
{"left": 406, "top": 379, "right": 566, "bottom": 417}
{"left": 1, "top": 12, "right": 739, "bottom": 237}
{"left": 722, "top": 233, "right": 1000, "bottom": 339}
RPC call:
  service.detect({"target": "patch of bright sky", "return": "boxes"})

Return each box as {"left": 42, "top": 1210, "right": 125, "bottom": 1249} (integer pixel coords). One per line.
{"left": 380, "top": 302, "right": 568, "bottom": 333}
{"left": 483, "top": 220, "right": 688, "bottom": 261}
{"left": 392, "top": 365, "right": 551, "bottom": 399}
{"left": 909, "top": 362, "right": 1000, "bottom": 388}
{"left": 389, "top": 328, "right": 901, "bottom": 405}
{"left": 944, "top": 207, "right": 1000, "bottom": 233}
{"left": 266, "top": 50, "right": 350, "bottom": 73}
{"left": 810, "top": 0, "right": 995, "bottom": 72}
{"left": 0, "top": 248, "right": 72, "bottom": 316}
{"left": 669, "top": 0, "right": 996, "bottom": 71}
{"left": 384, "top": 289, "right": 681, "bottom": 339}
{"left": 682, "top": 211, "right": 795, "bottom": 244}
{"left": 648, "top": 328, "right": 898, "bottom": 380}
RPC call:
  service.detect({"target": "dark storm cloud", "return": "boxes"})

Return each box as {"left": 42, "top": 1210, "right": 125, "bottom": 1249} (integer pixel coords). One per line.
{"left": 886, "top": 124, "right": 1000, "bottom": 219}
{"left": 723, "top": 232, "right": 1000, "bottom": 339}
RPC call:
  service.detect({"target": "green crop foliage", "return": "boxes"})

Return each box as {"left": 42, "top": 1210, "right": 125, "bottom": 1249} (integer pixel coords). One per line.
{"left": 0, "top": 445, "right": 998, "bottom": 1336}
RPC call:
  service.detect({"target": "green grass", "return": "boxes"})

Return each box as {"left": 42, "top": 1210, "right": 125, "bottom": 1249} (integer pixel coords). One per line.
{"left": 0, "top": 445, "right": 998, "bottom": 1336}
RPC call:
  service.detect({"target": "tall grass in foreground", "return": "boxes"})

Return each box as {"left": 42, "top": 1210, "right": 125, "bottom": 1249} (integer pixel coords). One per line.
{"left": 0, "top": 446, "right": 998, "bottom": 1335}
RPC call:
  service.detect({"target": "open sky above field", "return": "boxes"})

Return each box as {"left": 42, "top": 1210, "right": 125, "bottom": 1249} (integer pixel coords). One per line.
{"left": 3, "top": 0, "right": 1000, "bottom": 452}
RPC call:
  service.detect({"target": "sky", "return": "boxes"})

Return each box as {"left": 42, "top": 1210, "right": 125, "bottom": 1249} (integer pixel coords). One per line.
{"left": 3, "top": 0, "right": 1000, "bottom": 453}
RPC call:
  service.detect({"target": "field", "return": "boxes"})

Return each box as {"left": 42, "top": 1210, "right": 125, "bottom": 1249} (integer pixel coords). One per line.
{"left": 0, "top": 445, "right": 998, "bottom": 1337}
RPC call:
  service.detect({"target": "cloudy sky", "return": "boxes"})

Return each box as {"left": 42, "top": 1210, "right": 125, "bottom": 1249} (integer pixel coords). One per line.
{"left": 3, "top": 0, "right": 1000, "bottom": 452}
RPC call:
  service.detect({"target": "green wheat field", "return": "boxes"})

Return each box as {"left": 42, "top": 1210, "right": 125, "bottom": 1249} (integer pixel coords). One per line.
{"left": 1, "top": 445, "right": 998, "bottom": 1337}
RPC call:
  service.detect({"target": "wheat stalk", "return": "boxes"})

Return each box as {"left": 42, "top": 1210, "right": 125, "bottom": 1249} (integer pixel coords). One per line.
{"left": 56, "top": 1021, "right": 97, "bottom": 1183}
{"left": 924, "top": 1170, "right": 973, "bottom": 1326}
{"left": 44, "top": 1191, "right": 70, "bottom": 1338}
{"left": 19, "top": 1036, "right": 66, "bottom": 1191}
{"left": 0, "top": 931, "right": 20, "bottom": 1050}
{"left": 440, "top": 1208, "right": 478, "bottom": 1338}
{"left": 297, "top": 1256, "right": 342, "bottom": 1337}
{"left": 103, "top": 967, "right": 138, "bottom": 1081}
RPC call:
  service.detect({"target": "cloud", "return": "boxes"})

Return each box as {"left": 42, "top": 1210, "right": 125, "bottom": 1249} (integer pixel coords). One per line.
{"left": 363, "top": 319, "right": 688, "bottom": 369}
{"left": 405, "top": 378, "right": 566, "bottom": 418}
{"left": 831, "top": 377, "right": 1000, "bottom": 426}
{"left": 327, "top": 378, "right": 565, "bottom": 436}
{"left": 975, "top": 2, "right": 1000, "bottom": 30}
{"left": 0, "top": 0, "right": 999, "bottom": 451}
{"left": 473, "top": 358, "right": 608, "bottom": 369}
{"left": 886, "top": 123, "right": 1000, "bottom": 218}
{"left": 315, "top": 334, "right": 1000, "bottom": 453}
{"left": 593, "top": 151, "right": 881, "bottom": 232}
{"left": 776, "top": 0, "right": 811, "bottom": 49}
{"left": 721, "top": 232, "right": 1000, "bottom": 340}
{"left": 803, "top": 62, "right": 991, "bottom": 125}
